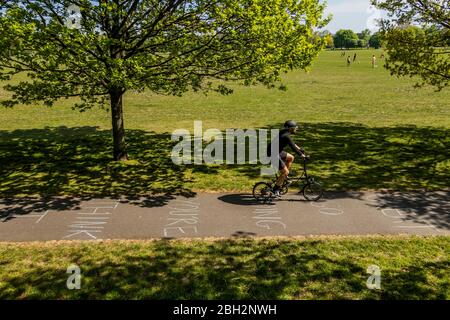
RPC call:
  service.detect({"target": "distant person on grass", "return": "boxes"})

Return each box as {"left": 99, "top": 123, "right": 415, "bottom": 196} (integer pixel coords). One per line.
{"left": 353, "top": 53, "right": 357, "bottom": 62}
{"left": 347, "top": 56, "right": 351, "bottom": 66}
{"left": 267, "top": 121, "right": 306, "bottom": 198}
{"left": 372, "top": 54, "right": 377, "bottom": 68}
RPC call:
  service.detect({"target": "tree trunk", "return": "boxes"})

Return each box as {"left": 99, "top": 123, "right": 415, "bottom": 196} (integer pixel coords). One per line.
{"left": 110, "top": 89, "right": 128, "bottom": 161}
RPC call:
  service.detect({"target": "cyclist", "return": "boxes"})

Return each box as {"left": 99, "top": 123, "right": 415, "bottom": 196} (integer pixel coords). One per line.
{"left": 267, "top": 120, "right": 306, "bottom": 198}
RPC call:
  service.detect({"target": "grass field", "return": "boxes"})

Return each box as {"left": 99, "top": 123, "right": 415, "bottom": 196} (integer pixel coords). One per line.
{"left": 1, "top": 49, "right": 449, "bottom": 195}
{"left": 0, "top": 236, "right": 448, "bottom": 299}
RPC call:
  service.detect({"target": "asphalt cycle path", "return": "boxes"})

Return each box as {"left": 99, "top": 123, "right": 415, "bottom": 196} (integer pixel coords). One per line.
{"left": 0, "top": 191, "right": 448, "bottom": 242}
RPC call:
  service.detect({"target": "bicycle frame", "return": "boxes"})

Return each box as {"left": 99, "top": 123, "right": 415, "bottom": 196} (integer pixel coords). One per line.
{"left": 275, "top": 158, "right": 312, "bottom": 188}
{"left": 253, "top": 155, "right": 322, "bottom": 202}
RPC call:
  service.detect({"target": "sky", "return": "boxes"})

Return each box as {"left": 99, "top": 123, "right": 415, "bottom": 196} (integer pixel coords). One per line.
{"left": 322, "top": 0, "right": 388, "bottom": 33}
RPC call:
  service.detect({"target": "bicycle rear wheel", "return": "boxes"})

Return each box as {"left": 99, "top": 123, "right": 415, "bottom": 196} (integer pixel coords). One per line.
{"left": 253, "top": 182, "right": 273, "bottom": 202}
{"left": 302, "top": 181, "right": 323, "bottom": 201}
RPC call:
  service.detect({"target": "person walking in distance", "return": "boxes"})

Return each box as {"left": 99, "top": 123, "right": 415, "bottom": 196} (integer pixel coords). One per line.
{"left": 372, "top": 54, "right": 377, "bottom": 68}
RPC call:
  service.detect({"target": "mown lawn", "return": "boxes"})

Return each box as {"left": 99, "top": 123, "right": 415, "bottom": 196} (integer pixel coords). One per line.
{"left": 0, "top": 236, "right": 448, "bottom": 299}
{"left": 1, "top": 49, "right": 449, "bottom": 195}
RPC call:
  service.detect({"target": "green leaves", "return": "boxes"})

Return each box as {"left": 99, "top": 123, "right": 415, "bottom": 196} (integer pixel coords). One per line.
{"left": 0, "top": 0, "right": 327, "bottom": 109}
{"left": 372, "top": 0, "right": 450, "bottom": 90}
{"left": 333, "top": 29, "right": 360, "bottom": 49}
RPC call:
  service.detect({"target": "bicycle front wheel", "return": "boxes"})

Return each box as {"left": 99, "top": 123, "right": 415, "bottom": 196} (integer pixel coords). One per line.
{"left": 253, "top": 182, "right": 273, "bottom": 202}
{"left": 302, "top": 181, "right": 323, "bottom": 201}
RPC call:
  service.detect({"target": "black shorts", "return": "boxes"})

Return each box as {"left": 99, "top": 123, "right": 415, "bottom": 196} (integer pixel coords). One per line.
{"left": 278, "top": 151, "right": 288, "bottom": 170}
{"left": 267, "top": 149, "right": 288, "bottom": 170}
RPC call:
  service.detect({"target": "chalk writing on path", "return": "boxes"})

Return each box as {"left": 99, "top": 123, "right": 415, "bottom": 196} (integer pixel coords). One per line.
{"left": 252, "top": 206, "right": 286, "bottom": 230}
{"left": 2, "top": 208, "right": 51, "bottom": 223}
{"left": 63, "top": 200, "right": 119, "bottom": 240}
{"left": 310, "top": 201, "right": 344, "bottom": 216}
{"left": 365, "top": 194, "right": 441, "bottom": 232}
{"left": 163, "top": 199, "right": 200, "bottom": 238}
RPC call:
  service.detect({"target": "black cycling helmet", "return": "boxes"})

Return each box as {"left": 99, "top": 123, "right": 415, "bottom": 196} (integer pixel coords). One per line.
{"left": 284, "top": 120, "right": 298, "bottom": 129}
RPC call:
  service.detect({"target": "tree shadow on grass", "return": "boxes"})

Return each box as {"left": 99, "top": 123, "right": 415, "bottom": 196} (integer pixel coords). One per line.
{"left": 170, "top": 122, "right": 450, "bottom": 192}
{"left": 245, "top": 122, "right": 450, "bottom": 191}
{"left": 0, "top": 126, "right": 195, "bottom": 217}
{"left": 1, "top": 238, "right": 448, "bottom": 299}
{"left": 380, "top": 260, "right": 450, "bottom": 299}
{"left": 2, "top": 123, "right": 448, "bottom": 197}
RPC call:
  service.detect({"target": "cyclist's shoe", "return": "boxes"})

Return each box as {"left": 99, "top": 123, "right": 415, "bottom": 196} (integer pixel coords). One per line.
{"left": 272, "top": 189, "right": 282, "bottom": 199}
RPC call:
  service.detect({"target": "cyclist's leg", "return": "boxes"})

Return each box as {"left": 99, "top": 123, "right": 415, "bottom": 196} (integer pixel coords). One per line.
{"left": 275, "top": 157, "right": 289, "bottom": 189}
{"left": 285, "top": 153, "right": 294, "bottom": 170}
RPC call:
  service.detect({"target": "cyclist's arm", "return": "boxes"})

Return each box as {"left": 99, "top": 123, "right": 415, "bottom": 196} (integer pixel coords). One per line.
{"left": 295, "top": 144, "right": 307, "bottom": 156}
{"left": 287, "top": 137, "right": 305, "bottom": 157}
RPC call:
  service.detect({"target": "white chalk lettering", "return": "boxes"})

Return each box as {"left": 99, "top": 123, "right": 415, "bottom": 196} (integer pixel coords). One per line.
{"left": 163, "top": 226, "right": 198, "bottom": 237}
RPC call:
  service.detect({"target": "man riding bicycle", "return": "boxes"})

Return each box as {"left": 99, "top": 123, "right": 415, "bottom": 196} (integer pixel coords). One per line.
{"left": 267, "top": 120, "right": 306, "bottom": 198}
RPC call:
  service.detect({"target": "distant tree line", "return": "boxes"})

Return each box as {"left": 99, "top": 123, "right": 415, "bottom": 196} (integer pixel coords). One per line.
{"left": 317, "top": 29, "right": 383, "bottom": 49}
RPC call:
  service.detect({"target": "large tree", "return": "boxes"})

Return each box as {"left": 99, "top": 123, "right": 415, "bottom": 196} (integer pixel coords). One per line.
{"left": 369, "top": 32, "right": 382, "bottom": 48}
{"left": 372, "top": 0, "right": 450, "bottom": 90}
{"left": 316, "top": 29, "right": 334, "bottom": 48}
{"left": 357, "top": 28, "right": 371, "bottom": 48}
{"left": 358, "top": 28, "right": 372, "bottom": 42}
{"left": 0, "top": 0, "right": 328, "bottom": 160}
{"left": 333, "top": 29, "right": 359, "bottom": 49}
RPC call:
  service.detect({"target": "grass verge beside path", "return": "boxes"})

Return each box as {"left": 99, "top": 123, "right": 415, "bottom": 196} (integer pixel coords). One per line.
{"left": 0, "top": 235, "right": 448, "bottom": 299}
{"left": 1, "top": 123, "right": 448, "bottom": 196}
